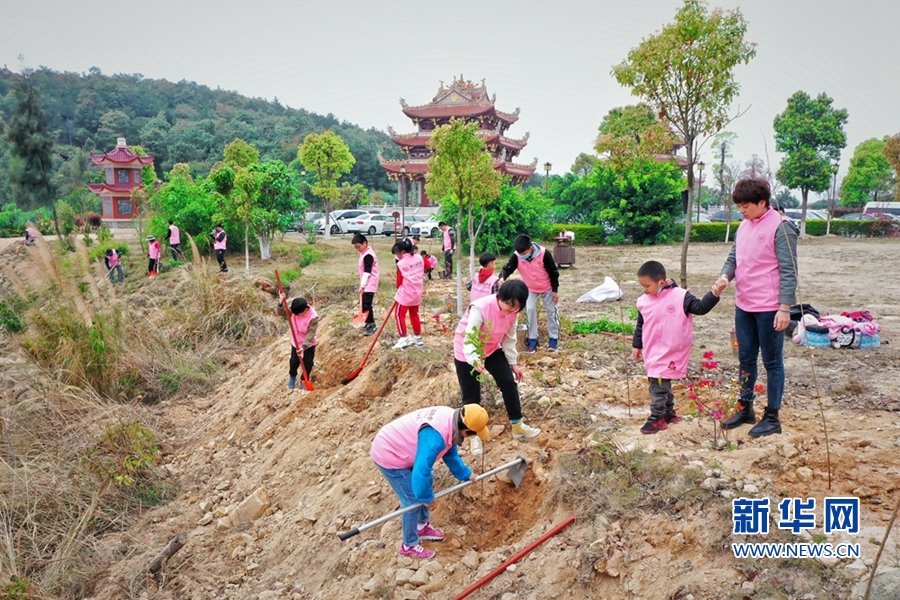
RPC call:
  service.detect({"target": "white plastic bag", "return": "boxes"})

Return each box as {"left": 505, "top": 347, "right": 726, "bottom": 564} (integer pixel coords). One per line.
{"left": 576, "top": 276, "right": 622, "bottom": 303}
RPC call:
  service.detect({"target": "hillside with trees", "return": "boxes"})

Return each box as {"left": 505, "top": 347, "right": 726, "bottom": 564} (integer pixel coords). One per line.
{"left": 0, "top": 66, "right": 399, "bottom": 209}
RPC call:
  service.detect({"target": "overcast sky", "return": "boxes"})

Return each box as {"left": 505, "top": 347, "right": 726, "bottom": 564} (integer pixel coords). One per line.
{"left": 4, "top": 0, "right": 899, "bottom": 191}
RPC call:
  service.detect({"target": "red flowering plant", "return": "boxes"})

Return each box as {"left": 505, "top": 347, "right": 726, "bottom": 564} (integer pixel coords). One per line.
{"left": 685, "top": 351, "right": 758, "bottom": 449}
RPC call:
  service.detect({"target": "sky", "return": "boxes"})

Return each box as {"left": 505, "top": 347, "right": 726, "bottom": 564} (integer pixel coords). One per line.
{"left": 3, "top": 0, "right": 900, "bottom": 191}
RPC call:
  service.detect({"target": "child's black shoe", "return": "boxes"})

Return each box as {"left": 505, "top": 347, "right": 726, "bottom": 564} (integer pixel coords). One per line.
{"left": 663, "top": 411, "right": 681, "bottom": 424}
{"left": 640, "top": 416, "right": 668, "bottom": 434}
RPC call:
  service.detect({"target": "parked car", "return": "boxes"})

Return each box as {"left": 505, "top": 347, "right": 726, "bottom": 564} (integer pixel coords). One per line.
{"left": 838, "top": 213, "right": 877, "bottom": 221}
{"left": 286, "top": 211, "right": 322, "bottom": 232}
{"left": 675, "top": 213, "right": 711, "bottom": 223}
{"left": 410, "top": 218, "right": 442, "bottom": 238}
{"left": 709, "top": 210, "right": 744, "bottom": 222}
{"left": 384, "top": 214, "right": 428, "bottom": 237}
{"left": 783, "top": 209, "right": 827, "bottom": 221}
{"left": 346, "top": 214, "right": 393, "bottom": 235}
{"left": 314, "top": 209, "right": 370, "bottom": 234}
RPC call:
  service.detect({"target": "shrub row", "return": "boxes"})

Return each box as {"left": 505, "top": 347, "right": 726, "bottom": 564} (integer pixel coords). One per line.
{"left": 542, "top": 224, "right": 605, "bottom": 245}
{"left": 680, "top": 220, "right": 893, "bottom": 242}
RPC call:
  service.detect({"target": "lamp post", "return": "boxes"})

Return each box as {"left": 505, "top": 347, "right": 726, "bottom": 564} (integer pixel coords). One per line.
{"left": 544, "top": 162, "right": 552, "bottom": 191}
{"left": 696, "top": 161, "right": 705, "bottom": 223}
{"left": 399, "top": 164, "right": 407, "bottom": 239}
{"left": 827, "top": 161, "right": 838, "bottom": 235}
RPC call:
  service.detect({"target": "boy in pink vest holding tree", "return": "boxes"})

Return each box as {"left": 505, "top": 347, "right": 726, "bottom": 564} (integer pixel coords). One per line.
{"left": 392, "top": 239, "right": 425, "bottom": 349}
{"left": 277, "top": 293, "right": 319, "bottom": 391}
{"left": 499, "top": 234, "right": 561, "bottom": 353}
{"left": 454, "top": 279, "right": 541, "bottom": 455}
{"left": 467, "top": 253, "right": 500, "bottom": 302}
{"left": 713, "top": 178, "right": 798, "bottom": 438}
{"left": 370, "top": 404, "right": 486, "bottom": 559}
{"left": 632, "top": 260, "right": 719, "bottom": 434}
{"left": 353, "top": 233, "right": 379, "bottom": 336}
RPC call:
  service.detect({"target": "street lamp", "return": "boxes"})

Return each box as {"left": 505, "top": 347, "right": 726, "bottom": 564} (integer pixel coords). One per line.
{"left": 696, "top": 161, "right": 705, "bottom": 223}
{"left": 827, "top": 161, "right": 838, "bottom": 235}
{"left": 544, "top": 162, "right": 552, "bottom": 191}
{"left": 399, "top": 164, "right": 407, "bottom": 239}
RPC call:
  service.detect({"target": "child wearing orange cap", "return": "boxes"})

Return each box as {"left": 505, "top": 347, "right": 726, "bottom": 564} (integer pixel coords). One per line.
{"left": 370, "top": 405, "right": 486, "bottom": 559}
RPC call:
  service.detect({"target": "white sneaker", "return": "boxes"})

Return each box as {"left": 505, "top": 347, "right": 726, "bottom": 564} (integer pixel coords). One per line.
{"left": 469, "top": 436, "right": 483, "bottom": 456}
{"left": 512, "top": 422, "right": 541, "bottom": 439}
{"left": 392, "top": 337, "right": 410, "bottom": 350}
{"left": 412, "top": 335, "right": 424, "bottom": 346}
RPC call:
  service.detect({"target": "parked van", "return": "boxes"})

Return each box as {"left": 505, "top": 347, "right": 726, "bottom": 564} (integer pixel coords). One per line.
{"left": 863, "top": 201, "right": 900, "bottom": 217}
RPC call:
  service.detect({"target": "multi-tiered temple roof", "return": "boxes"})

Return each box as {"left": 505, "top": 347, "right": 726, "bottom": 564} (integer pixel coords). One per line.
{"left": 381, "top": 77, "right": 537, "bottom": 205}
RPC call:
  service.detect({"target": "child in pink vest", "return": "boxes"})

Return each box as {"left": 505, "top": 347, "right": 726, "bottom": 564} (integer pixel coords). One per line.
{"left": 353, "top": 234, "right": 379, "bottom": 336}
{"left": 146, "top": 235, "right": 161, "bottom": 277}
{"left": 167, "top": 220, "right": 184, "bottom": 261}
{"left": 467, "top": 253, "right": 500, "bottom": 302}
{"left": 499, "top": 234, "right": 561, "bottom": 353}
{"left": 438, "top": 221, "right": 455, "bottom": 278}
{"left": 370, "top": 405, "right": 486, "bottom": 559}
{"left": 211, "top": 224, "right": 228, "bottom": 273}
{"left": 420, "top": 249, "right": 437, "bottom": 280}
{"left": 632, "top": 261, "right": 719, "bottom": 434}
{"left": 454, "top": 279, "right": 542, "bottom": 455}
{"left": 392, "top": 239, "right": 425, "bottom": 349}
{"left": 277, "top": 293, "right": 319, "bottom": 391}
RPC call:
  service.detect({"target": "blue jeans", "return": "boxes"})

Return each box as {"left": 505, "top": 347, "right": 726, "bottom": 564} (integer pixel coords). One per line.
{"left": 735, "top": 307, "right": 785, "bottom": 410}
{"left": 375, "top": 463, "right": 430, "bottom": 547}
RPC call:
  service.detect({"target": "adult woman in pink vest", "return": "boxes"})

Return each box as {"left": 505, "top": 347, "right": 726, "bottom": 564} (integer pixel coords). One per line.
{"left": 352, "top": 234, "right": 379, "bottom": 336}
{"left": 499, "top": 234, "right": 561, "bottom": 353}
{"left": 370, "top": 404, "right": 487, "bottom": 559}
{"left": 277, "top": 294, "right": 319, "bottom": 391}
{"left": 210, "top": 224, "right": 228, "bottom": 273}
{"left": 146, "top": 235, "right": 161, "bottom": 277}
{"left": 167, "top": 220, "right": 184, "bottom": 261}
{"left": 454, "top": 279, "right": 541, "bottom": 456}
{"left": 713, "top": 178, "right": 798, "bottom": 438}
{"left": 104, "top": 248, "right": 124, "bottom": 283}
{"left": 392, "top": 239, "right": 425, "bottom": 349}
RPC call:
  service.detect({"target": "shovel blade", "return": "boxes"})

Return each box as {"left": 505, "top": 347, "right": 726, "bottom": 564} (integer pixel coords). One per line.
{"left": 351, "top": 310, "right": 370, "bottom": 328}
{"left": 507, "top": 456, "right": 527, "bottom": 488}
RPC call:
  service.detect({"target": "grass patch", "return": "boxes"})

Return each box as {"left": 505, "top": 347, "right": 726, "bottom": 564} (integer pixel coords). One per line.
{"left": 298, "top": 245, "right": 324, "bottom": 267}
{"left": 0, "top": 294, "right": 28, "bottom": 334}
{"left": 571, "top": 317, "right": 635, "bottom": 336}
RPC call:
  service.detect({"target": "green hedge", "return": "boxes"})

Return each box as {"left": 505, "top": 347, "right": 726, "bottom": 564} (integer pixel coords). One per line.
{"left": 542, "top": 224, "right": 606, "bottom": 245}
{"left": 680, "top": 220, "right": 892, "bottom": 242}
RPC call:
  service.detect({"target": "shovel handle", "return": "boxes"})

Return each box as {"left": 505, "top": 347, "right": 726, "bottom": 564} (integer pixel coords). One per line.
{"left": 338, "top": 457, "right": 526, "bottom": 541}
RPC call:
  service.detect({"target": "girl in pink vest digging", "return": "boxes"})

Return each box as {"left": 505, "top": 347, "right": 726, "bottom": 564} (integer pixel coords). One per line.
{"left": 713, "top": 178, "right": 798, "bottom": 438}
{"left": 632, "top": 261, "right": 719, "bottom": 434}
{"left": 277, "top": 294, "right": 319, "bottom": 391}
{"left": 370, "top": 404, "right": 486, "bottom": 559}
{"left": 454, "top": 279, "right": 541, "bottom": 455}
{"left": 499, "top": 234, "right": 561, "bottom": 353}
{"left": 392, "top": 239, "right": 425, "bottom": 349}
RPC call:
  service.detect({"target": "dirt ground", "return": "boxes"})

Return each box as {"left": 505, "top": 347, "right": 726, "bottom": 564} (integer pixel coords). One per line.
{"left": 3, "top": 232, "right": 900, "bottom": 600}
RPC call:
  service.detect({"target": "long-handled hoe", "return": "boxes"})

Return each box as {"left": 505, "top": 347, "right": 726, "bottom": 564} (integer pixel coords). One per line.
{"left": 342, "top": 301, "right": 398, "bottom": 385}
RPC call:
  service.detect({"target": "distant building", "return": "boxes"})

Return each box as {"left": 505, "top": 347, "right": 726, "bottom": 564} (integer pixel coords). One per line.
{"left": 381, "top": 76, "right": 537, "bottom": 207}
{"left": 88, "top": 138, "right": 154, "bottom": 227}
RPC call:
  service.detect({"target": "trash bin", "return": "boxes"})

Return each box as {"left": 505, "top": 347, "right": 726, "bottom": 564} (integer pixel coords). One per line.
{"left": 553, "top": 235, "right": 575, "bottom": 267}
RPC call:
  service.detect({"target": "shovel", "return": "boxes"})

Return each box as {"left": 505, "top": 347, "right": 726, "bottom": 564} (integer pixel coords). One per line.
{"left": 352, "top": 290, "right": 370, "bottom": 329}
{"left": 342, "top": 301, "right": 397, "bottom": 385}
{"left": 275, "top": 270, "right": 314, "bottom": 392}
{"left": 339, "top": 456, "right": 527, "bottom": 541}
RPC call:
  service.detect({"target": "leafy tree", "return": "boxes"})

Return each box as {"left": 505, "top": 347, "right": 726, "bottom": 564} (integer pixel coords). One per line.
{"left": 570, "top": 153, "right": 598, "bottom": 177}
{"left": 773, "top": 91, "right": 848, "bottom": 237}
{"left": 710, "top": 132, "right": 739, "bottom": 240}
{"left": 335, "top": 183, "right": 368, "bottom": 209}
{"left": 595, "top": 104, "right": 678, "bottom": 169}
{"left": 883, "top": 134, "right": 900, "bottom": 200}
{"left": 839, "top": 138, "right": 894, "bottom": 207}
{"left": 5, "top": 74, "right": 56, "bottom": 211}
{"left": 612, "top": 0, "right": 755, "bottom": 286}
{"left": 149, "top": 164, "right": 218, "bottom": 251}
{"left": 297, "top": 131, "right": 355, "bottom": 240}
{"left": 208, "top": 139, "right": 262, "bottom": 272}
{"left": 773, "top": 189, "right": 800, "bottom": 209}
{"left": 426, "top": 119, "right": 503, "bottom": 316}
{"left": 232, "top": 160, "right": 303, "bottom": 260}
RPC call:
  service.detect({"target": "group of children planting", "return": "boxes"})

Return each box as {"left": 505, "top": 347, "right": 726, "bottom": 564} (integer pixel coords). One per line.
{"left": 280, "top": 177, "right": 797, "bottom": 558}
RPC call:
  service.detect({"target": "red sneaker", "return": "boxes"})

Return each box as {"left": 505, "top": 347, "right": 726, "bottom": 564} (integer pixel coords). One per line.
{"left": 664, "top": 412, "right": 681, "bottom": 424}
{"left": 640, "top": 417, "right": 668, "bottom": 434}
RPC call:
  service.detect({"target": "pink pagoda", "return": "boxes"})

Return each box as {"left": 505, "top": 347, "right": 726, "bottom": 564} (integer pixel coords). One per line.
{"left": 381, "top": 76, "right": 537, "bottom": 207}
{"left": 88, "top": 138, "right": 155, "bottom": 226}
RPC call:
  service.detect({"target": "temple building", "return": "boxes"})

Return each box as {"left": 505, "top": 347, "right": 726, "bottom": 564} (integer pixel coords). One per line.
{"left": 88, "top": 138, "right": 155, "bottom": 226}
{"left": 380, "top": 76, "right": 537, "bottom": 207}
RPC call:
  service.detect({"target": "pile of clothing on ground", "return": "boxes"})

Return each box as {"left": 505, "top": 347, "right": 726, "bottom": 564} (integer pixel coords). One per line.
{"left": 792, "top": 308, "right": 882, "bottom": 349}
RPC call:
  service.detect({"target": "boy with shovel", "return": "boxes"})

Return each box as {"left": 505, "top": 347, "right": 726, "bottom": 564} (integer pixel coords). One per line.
{"left": 277, "top": 292, "right": 319, "bottom": 391}
{"left": 370, "top": 404, "right": 487, "bottom": 559}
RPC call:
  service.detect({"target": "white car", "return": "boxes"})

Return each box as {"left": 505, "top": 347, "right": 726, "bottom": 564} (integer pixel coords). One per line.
{"left": 384, "top": 214, "right": 428, "bottom": 237}
{"left": 314, "top": 209, "right": 370, "bottom": 235}
{"left": 347, "top": 214, "right": 393, "bottom": 235}
{"left": 410, "top": 218, "right": 442, "bottom": 239}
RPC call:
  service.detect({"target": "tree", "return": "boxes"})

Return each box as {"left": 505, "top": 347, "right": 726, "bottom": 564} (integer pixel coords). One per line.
{"left": 773, "top": 91, "right": 848, "bottom": 237}
{"left": 839, "top": 138, "right": 894, "bottom": 207}
{"left": 570, "top": 153, "right": 598, "bottom": 177}
{"left": 5, "top": 74, "right": 56, "bottom": 211}
{"left": 883, "top": 134, "right": 900, "bottom": 200}
{"left": 612, "top": 0, "right": 756, "bottom": 286}
{"left": 594, "top": 104, "right": 678, "bottom": 169}
{"left": 149, "top": 164, "right": 218, "bottom": 252}
{"left": 425, "top": 119, "right": 503, "bottom": 316}
{"left": 208, "top": 138, "right": 261, "bottom": 273}
{"left": 232, "top": 160, "right": 302, "bottom": 260}
{"left": 297, "top": 131, "right": 355, "bottom": 240}
{"left": 773, "top": 189, "right": 800, "bottom": 209}
{"left": 711, "top": 132, "right": 738, "bottom": 241}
